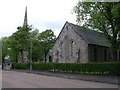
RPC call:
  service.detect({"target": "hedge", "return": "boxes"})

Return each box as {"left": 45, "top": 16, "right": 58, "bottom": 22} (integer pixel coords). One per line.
{"left": 12, "top": 63, "right": 29, "bottom": 70}
{"left": 12, "top": 62, "right": 120, "bottom": 75}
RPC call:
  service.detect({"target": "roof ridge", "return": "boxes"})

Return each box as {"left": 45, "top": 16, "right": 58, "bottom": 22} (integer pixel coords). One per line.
{"left": 67, "top": 21, "right": 89, "bottom": 44}
{"left": 67, "top": 21, "right": 110, "bottom": 47}
{"left": 67, "top": 22, "right": 104, "bottom": 34}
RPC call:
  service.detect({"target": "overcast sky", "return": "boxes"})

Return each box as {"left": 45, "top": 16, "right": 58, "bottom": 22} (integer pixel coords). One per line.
{"left": 0, "top": 0, "right": 78, "bottom": 37}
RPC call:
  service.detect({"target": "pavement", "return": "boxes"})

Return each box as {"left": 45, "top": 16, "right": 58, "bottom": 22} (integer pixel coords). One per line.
{"left": 6, "top": 69, "right": 119, "bottom": 85}
{"left": 3, "top": 70, "right": 118, "bottom": 88}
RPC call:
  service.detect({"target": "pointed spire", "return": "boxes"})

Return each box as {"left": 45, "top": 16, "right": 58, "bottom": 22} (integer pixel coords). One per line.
{"left": 23, "top": 6, "right": 28, "bottom": 28}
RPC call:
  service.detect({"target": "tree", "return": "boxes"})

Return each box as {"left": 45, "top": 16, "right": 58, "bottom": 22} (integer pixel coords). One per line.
{"left": 9, "top": 25, "right": 32, "bottom": 62}
{"left": 73, "top": 2, "right": 120, "bottom": 61}
{"left": 29, "top": 29, "right": 41, "bottom": 62}
{"left": 7, "top": 36, "right": 19, "bottom": 63}
{"left": 2, "top": 27, "right": 56, "bottom": 63}
{"left": 38, "top": 29, "right": 56, "bottom": 62}
{"left": 1, "top": 37, "right": 9, "bottom": 63}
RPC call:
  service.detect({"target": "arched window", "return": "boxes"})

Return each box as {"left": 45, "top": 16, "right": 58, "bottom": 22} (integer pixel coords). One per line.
{"left": 71, "top": 41, "right": 74, "bottom": 57}
{"left": 56, "top": 50, "right": 59, "bottom": 62}
{"left": 64, "top": 35, "right": 68, "bottom": 39}
{"left": 60, "top": 42, "right": 64, "bottom": 57}
{"left": 64, "top": 35, "right": 70, "bottom": 61}
{"left": 66, "top": 26, "right": 68, "bottom": 30}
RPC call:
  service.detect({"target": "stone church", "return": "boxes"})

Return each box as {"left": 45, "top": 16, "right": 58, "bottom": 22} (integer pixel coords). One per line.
{"left": 47, "top": 21, "right": 113, "bottom": 63}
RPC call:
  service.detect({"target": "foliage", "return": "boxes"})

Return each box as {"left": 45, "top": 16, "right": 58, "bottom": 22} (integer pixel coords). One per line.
{"left": 28, "top": 29, "right": 40, "bottom": 62}
{"left": 2, "top": 26, "right": 56, "bottom": 63}
{"left": 1, "top": 37, "right": 11, "bottom": 63}
{"left": 12, "top": 63, "right": 29, "bottom": 69}
{"left": 12, "top": 62, "right": 120, "bottom": 75}
{"left": 7, "top": 26, "right": 32, "bottom": 62}
{"left": 73, "top": 2, "right": 120, "bottom": 61}
{"left": 27, "top": 29, "right": 56, "bottom": 62}
{"left": 37, "top": 29, "right": 56, "bottom": 62}
{"left": 13, "top": 26, "right": 31, "bottom": 51}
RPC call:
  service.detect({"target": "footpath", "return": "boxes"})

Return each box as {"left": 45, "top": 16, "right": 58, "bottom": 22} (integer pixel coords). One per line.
{"left": 8, "top": 69, "right": 119, "bottom": 85}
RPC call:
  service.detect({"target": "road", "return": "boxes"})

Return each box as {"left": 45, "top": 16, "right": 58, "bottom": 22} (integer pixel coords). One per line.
{"left": 0, "top": 69, "right": 2, "bottom": 90}
{"left": 2, "top": 70, "right": 118, "bottom": 88}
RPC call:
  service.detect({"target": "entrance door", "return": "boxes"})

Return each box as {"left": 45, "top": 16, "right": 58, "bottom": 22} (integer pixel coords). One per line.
{"left": 49, "top": 56, "right": 52, "bottom": 62}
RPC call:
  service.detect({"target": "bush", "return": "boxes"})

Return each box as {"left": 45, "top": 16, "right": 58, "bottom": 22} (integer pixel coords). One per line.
{"left": 12, "top": 63, "right": 29, "bottom": 70}
{"left": 12, "top": 62, "right": 120, "bottom": 75}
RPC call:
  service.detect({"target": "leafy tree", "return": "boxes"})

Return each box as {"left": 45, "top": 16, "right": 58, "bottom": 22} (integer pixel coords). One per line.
{"left": 0, "top": 37, "right": 13, "bottom": 64}
{"left": 38, "top": 29, "right": 56, "bottom": 62}
{"left": 9, "top": 25, "right": 32, "bottom": 62}
{"left": 73, "top": 2, "right": 120, "bottom": 61}
{"left": 1, "top": 37, "right": 9, "bottom": 63}
{"left": 7, "top": 36, "right": 19, "bottom": 63}
{"left": 29, "top": 29, "right": 41, "bottom": 62}
{"left": 2, "top": 27, "right": 56, "bottom": 63}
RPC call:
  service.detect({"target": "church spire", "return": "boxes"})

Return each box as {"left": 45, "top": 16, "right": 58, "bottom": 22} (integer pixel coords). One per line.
{"left": 23, "top": 6, "right": 28, "bottom": 28}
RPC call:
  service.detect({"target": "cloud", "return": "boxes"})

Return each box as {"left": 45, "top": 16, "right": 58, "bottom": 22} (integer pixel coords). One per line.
{"left": 0, "top": 0, "right": 78, "bottom": 37}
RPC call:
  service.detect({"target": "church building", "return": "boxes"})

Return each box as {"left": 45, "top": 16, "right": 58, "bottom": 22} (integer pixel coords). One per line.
{"left": 47, "top": 21, "right": 112, "bottom": 63}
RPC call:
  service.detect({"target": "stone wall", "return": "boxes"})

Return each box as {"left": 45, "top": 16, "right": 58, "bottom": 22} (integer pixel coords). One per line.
{"left": 47, "top": 23, "right": 88, "bottom": 63}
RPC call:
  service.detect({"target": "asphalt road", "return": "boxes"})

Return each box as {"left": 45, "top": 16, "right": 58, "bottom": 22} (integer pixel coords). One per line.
{"left": 2, "top": 70, "right": 118, "bottom": 88}
{"left": 0, "top": 69, "right": 2, "bottom": 89}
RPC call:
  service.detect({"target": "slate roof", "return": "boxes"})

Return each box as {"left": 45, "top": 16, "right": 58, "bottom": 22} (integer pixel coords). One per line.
{"left": 68, "top": 22, "right": 110, "bottom": 47}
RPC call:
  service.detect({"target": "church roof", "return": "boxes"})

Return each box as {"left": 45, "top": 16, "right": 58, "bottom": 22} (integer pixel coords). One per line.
{"left": 68, "top": 22, "right": 110, "bottom": 47}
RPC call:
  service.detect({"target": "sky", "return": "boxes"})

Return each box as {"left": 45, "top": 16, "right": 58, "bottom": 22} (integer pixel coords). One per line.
{"left": 0, "top": 0, "right": 78, "bottom": 37}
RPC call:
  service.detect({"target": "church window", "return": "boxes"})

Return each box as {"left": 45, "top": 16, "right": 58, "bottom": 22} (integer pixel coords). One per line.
{"left": 65, "top": 35, "right": 68, "bottom": 40}
{"left": 71, "top": 41, "right": 74, "bottom": 57}
{"left": 66, "top": 26, "right": 68, "bottom": 30}
{"left": 56, "top": 50, "right": 59, "bottom": 62}
{"left": 64, "top": 35, "right": 69, "bottom": 60}
{"left": 60, "top": 42, "right": 64, "bottom": 57}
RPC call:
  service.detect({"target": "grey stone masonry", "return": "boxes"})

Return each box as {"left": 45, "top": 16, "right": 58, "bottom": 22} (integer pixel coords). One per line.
{"left": 47, "top": 22, "right": 88, "bottom": 63}
{"left": 47, "top": 21, "right": 111, "bottom": 63}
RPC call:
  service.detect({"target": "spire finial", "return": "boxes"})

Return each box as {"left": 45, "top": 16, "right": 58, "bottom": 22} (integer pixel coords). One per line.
{"left": 23, "top": 6, "right": 28, "bottom": 28}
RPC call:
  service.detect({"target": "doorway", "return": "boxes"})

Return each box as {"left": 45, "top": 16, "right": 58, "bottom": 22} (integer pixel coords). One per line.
{"left": 49, "top": 56, "right": 52, "bottom": 62}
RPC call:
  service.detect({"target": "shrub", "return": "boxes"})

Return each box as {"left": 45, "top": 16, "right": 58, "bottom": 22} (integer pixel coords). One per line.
{"left": 12, "top": 63, "right": 29, "bottom": 70}
{"left": 12, "top": 62, "right": 120, "bottom": 75}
